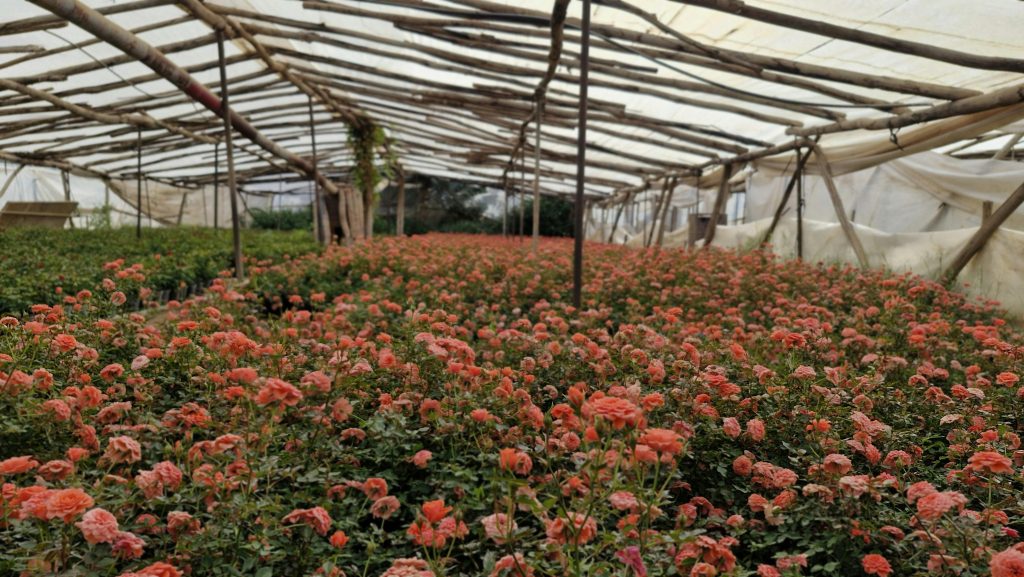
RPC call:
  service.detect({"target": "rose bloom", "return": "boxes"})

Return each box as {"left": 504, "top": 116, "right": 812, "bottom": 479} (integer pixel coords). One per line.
{"left": 136, "top": 562, "right": 182, "bottom": 577}
{"left": 545, "top": 512, "right": 597, "bottom": 545}
{"left": 991, "top": 547, "right": 1024, "bottom": 577}
{"left": 37, "top": 459, "right": 74, "bottom": 482}
{"left": 282, "top": 506, "right": 332, "bottom": 536}
{"left": 638, "top": 428, "right": 683, "bottom": 456}
{"left": 410, "top": 450, "right": 432, "bottom": 468}
{"left": 732, "top": 455, "right": 753, "bottom": 476}
{"left": 380, "top": 558, "right": 434, "bottom": 577}
{"left": 362, "top": 477, "right": 388, "bottom": 499}
{"left": 480, "top": 513, "right": 517, "bottom": 544}
{"left": 111, "top": 531, "right": 146, "bottom": 559}
{"left": 822, "top": 453, "right": 852, "bottom": 475}
{"left": 967, "top": 451, "right": 1015, "bottom": 475}
{"left": 0, "top": 456, "right": 39, "bottom": 475}
{"left": 498, "top": 448, "right": 533, "bottom": 476}
{"left": 722, "top": 417, "right": 741, "bottom": 439}
{"left": 589, "top": 396, "right": 642, "bottom": 429}
{"left": 421, "top": 499, "right": 452, "bottom": 524}
{"left": 916, "top": 491, "right": 968, "bottom": 522}
{"left": 76, "top": 508, "right": 120, "bottom": 544}
{"left": 609, "top": 491, "right": 639, "bottom": 511}
{"left": 746, "top": 419, "right": 767, "bottom": 441}
{"left": 862, "top": 554, "right": 892, "bottom": 577}
{"left": 255, "top": 378, "right": 303, "bottom": 407}
{"left": 103, "top": 436, "right": 142, "bottom": 465}
{"left": 370, "top": 496, "right": 400, "bottom": 519}
{"left": 44, "top": 488, "right": 94, "bottom": 522}
{"left": 330, "top": 530, "right": 349, "bottom": 549}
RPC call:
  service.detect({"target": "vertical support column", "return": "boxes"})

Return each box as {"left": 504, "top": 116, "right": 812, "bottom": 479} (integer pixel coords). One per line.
{"left": 608, "top": 189, "right": 632, "bottom": 243}
{"left": 656, "top": 176, "right": 677, "bottom": 247}
{"left": 703, "top": 163, "right": 733, "bottom": 247}
{"left": 217, "top": 30, "right": 244, "bottom": 280}
{"left": 502, "top": 182, "right": 509, "bottom": 238}
{"left": 136, "top": 127, "right": 142, "bottom": 239}
{"left": 307, "top": 95, "right": 324, "bottom": 245}
{"left": 796, "top": 161, "right": 804, "bottom": 259}
{"left": 213, "top": 142, "right": 220, "bottom": 229}
{"left": 762, "top": 147, "right": 812, "bottom": 245}
{"left": 572, "top": 0, "right": 591, "bottom": 309}
{"left": 813, "top": 145, "right": 869, "bottom": 267}
{"left": 518, "top": 147, "right": 525, "bottom": 241}
{"left": 532, "top": 101, "right": 543, "bottom": 251}
{"left": 943, "top": 181, "right": 1024, "bottom": 284}
{"left": 982, "top": 200, "right": 994, "bottom": 223}
{"left": 395, "top": 165, "right": 406, "bottom": 236}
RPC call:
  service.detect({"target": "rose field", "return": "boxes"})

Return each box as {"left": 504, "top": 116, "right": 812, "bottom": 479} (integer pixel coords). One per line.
{"left": 3, "top": 232, "right": 1024, "bottom": 577}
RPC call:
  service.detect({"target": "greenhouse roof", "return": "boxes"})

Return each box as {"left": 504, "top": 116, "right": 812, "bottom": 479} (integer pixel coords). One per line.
{"left": 3, "top": 0, "right": 1024, "bottom": 199}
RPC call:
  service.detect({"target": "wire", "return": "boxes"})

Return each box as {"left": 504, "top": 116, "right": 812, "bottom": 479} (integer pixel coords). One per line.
{"left": 45, "top": 29, "right": 157, "bottom": 100}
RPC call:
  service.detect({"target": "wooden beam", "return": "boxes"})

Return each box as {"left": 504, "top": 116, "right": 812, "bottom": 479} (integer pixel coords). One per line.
{"left": 812, "top": 145, "right": 869, "bottom": 267}
{"left": 762, "top": 144, "right": 815, "bottom": 245}
{"left": 943, "top": 181, "right": 1024, "bottom": 284}
{"left": 667, "top": 0, "right": 1024, "bottom": 74}
{"left": 790, "top": 83, "right": 1024, "bottom": 137}
{"left": 702, "top": 163, "right": 733, "bottom": 246}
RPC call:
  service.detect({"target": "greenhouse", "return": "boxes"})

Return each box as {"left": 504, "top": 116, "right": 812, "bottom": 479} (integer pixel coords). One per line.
{"left": 3, "top": 1, "right": 1024, "bottom": 576}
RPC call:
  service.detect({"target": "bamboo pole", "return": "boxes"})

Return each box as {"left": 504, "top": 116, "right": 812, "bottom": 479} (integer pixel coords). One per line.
{"left": 646, "top": 177, "right": 671, "bottom": 247}
{"left": 943, "top": 181, "right": 1024, "bottom": 284}
{"left": 0, "top": 164, "right": 25, "bottom": 200}
{"left": 217, "top": 31, "right": 244, "bottom": 280}
{"left": 703, "top": 163, "right": 734, "bottom": 247}
{"left": 572, "top": 0, "right": 591, "bottom": 310}
{"left": 994, "top": 133, "right": 1024, "bottom": 160}
{"left": 812, "top": 145, "right": 869, "bottom": 268}
{"left": 607, "top": 188, "right": 634, "bottom": 243}
{"left": 796, "top": 159, "right": 803, "bottom": 259}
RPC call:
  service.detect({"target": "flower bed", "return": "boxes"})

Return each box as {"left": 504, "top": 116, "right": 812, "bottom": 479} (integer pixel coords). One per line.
{"left": 0, "top": 228, "right": 319, "bottom": 315}
{"left": 2, "top": 233, "right": 1022, "bottom": 577}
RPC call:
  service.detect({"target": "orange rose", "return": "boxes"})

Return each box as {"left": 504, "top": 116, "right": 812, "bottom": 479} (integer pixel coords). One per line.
{"left": 44, "top": 488, "right": 94, "bottom": 522}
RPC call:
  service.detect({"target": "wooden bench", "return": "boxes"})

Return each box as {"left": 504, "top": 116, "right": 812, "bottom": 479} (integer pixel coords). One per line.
{"left": 0, "top": 201, "right": 78, "bottom": 228}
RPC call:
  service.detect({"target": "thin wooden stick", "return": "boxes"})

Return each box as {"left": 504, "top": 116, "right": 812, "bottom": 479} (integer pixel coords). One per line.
{"left": 702, "top": 163, "right": 733, "bottom": 247}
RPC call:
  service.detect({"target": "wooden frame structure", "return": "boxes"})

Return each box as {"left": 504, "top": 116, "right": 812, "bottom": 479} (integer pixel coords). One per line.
{"left": 1, "top": 0, "right": 1023, "bottom": 278}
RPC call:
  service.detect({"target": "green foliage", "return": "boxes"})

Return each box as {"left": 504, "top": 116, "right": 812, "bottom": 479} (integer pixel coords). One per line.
{"left": 512, "top": 195, "right": 575, "bottom": 237}
{"left": 249, "top": 206, "right": 313, "bottom": 231}
{"left": 0, "top": 227, "right": 318, "bottom": 315}
{"left": 347, "top": 122, "right": 388, "bottom": 194}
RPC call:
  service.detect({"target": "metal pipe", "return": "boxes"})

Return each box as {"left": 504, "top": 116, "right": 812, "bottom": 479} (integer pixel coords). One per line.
{"left": 217, "top": 31, "right": 244, "bottom": 280}
{"left": 572, "top": 0, "right": 591, "bottom": 309}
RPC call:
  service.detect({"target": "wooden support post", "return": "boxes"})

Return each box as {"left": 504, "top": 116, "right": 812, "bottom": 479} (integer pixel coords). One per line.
{"left": 395, "top": 165, "right": 406, "bottom": 236}
{"left": 762, "top": 147, "right": 813, "bottom": 245}
{"left": 307, "top": 95, "right": 323, "bottom": 244}
{"left": 994, "top": 133, "right": 1024, "bottom": 160}
{"left": 656, "top": 177, "right": 678, "bottom": 246}
{"left": 213, "top": 142, "right": 219, "bottom": 229}
{"left": 531, "top": 101, "right": 543, "bottom": 251}
{"left": 943, "top": 181, "right": 1024, "bottom": 284}
{"left": 572, "top": 0, "right": 591, "bottom": 309}
{"left": 136, "top": 127, "right": 142, "bottom": 239}
{"left": 218, "top": 30, "right": 244, "bottom": 280}
{"left": 607, "top": 189, "right": 633, "bottom": 243}
{"left": 176, "top": 191, "right": 188, "bottom": 226}
{"left": 796, "top": 162, "right": 804, "bottom": 259}
{"left": 812, "top": 145, "right": 869, "bottom": 268}
{"left": 502, "top": 183, "right": 509, "bottom": 238}
{"left": 702, "top": 163, "right": 733, "bottom": 247}
{"left": 647, "top": 177, "right": 671, "bottom": 247}
{"left": 0, "top": 164, "right": 25, "bottom": 200}
{"left": 518, "top": 148, "right": 525, "bottom": 241}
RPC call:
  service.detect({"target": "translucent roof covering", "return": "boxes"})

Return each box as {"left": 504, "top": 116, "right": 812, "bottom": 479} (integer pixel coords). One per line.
{"left": 3, "top": 0, "right": 1024, "bottom": 198}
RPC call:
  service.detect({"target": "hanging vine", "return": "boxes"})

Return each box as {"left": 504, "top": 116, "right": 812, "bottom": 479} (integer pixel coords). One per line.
{"left": 347, "top": 121, "right": 388, "bottom": 194}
